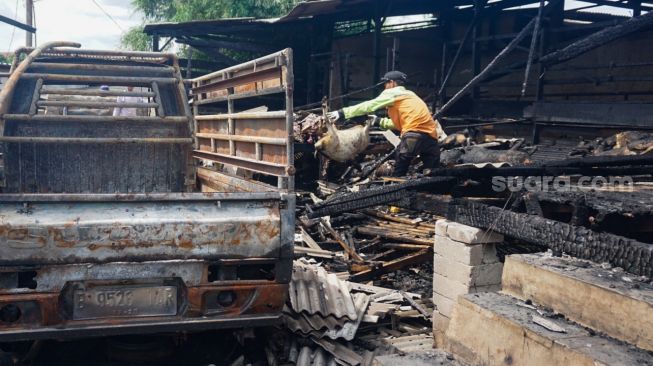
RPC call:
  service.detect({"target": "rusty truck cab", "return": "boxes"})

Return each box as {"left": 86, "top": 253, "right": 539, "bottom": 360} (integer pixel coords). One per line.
{"left": 0, "top": 44, "right": 294, "bottom": 341}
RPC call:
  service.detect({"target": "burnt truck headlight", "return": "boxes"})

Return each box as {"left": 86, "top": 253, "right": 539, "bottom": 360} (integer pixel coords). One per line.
{"left": 216, "top": 291, "right": 236, "bottom": 307}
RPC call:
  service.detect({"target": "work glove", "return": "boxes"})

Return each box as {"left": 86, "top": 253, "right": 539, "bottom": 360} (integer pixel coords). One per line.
{"left": 368, "top": 115, "right": 380, "bottom": 127}
{"left": 326, "top": 110, "right": 342, "bottom": 122}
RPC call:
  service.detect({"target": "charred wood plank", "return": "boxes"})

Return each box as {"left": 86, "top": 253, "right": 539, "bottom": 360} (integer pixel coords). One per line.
{"left": 320, "top": 218, "right": 364, "bottom": 262}
{"left": 409, "top": 194, "right": 653, "bottom": 277}
{"left": 524, "top": 192, "right": 544, "bottom": 217}
{"left": 540, "top": 11, "right": 653, "bottom": 65}
{"left": 357, "top": 227, "right": 434, "bottom": 246}
{"left": 400, "top": 291, "right": 432, "bottom": 320}
{"left": 350, "top": 249, "right": 432, "bottom": 282}
{"left": 307, "top": 177, "right": 455, "bottom": 218}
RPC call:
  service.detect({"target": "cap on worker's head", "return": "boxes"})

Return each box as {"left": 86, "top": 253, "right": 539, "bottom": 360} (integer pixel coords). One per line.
{"left": 100, "top": 85, "right": 109, "bottom": 91}
{"left": 381, "top": 70, "right": 407, "bottom": 83}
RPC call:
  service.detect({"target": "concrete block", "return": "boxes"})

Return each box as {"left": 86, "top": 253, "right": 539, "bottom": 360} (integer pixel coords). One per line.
{"left": 434, "top": 219, "right": 449, "bottom": 237}
{"left": 433, "top": 273, "right": 500, "bottom": 302}
{"left": 445, "top": 292, "right": 651, "bottom": 366}
{"left": 502, "top": 253, "right": 653, "bottom": 352}
{"left": 373, "top": 351, "right": 463, "bottom": 366}
{"left": 432, "top": 310, "right": 450, "bottom": 332}
{"left": 434, "top": 253, "right": 503, "bottom": 287}
{"left": 434, "top": 236, "right": 498, "bottom": 266}
{"left": 435, "top": 219, "right": 503, "bottom": 244}
{"left": 433, "top": 293, "right": 456, "bottom": 318}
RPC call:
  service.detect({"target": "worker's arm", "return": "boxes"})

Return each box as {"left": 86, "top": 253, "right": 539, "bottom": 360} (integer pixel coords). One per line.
{"left": 377, "top": 117, "right": 397, "bottom": 130}
{"left": 341, "top": 88, "right": 397, "bottom": 119}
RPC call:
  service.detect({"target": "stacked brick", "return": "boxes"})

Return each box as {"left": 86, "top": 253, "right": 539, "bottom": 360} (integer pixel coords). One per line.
{"left": 432, "top": 219, "right": 504, "bottom": 346}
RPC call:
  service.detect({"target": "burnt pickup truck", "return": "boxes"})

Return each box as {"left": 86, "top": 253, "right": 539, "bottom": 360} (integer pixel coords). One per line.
{"left": 0, "top": 42, "right": 294, "bottom": 341}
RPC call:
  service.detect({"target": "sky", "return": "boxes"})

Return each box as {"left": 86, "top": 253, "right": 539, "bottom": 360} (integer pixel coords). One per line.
{"left": 0, "top": 0, "right": 635, "bottom": 54}
{"left": 0, "top": 0, "right": 142, "bottom": 52}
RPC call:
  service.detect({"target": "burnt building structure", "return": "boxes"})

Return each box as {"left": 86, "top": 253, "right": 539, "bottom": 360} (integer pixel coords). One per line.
{"left": 144, "top": 0, "right": 653, "bottom": 145}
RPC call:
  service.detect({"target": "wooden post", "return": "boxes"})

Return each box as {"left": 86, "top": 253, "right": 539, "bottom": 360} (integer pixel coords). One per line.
{"left": 436, "top": 15, "right": 537, "bottom": 118}
{"left": 152, "top": 35, "right": 160, "bottom": 52}
{"left": 372, "top": 15, "right": 384, "bottom": 84}
{"left": 471, "top": 0, "right": 483, "bottom": 100}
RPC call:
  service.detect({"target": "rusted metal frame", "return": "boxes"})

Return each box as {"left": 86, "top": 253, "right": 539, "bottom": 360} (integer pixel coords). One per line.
{"left": 0, "top": 41, "right": 82, "bottom": 188}
{"left": 3, "top": 114, "right": 187, "bottom": 123}
{"left": 196, "top": 133, "right": 286, "bottom": 146}
{"left": 195, "top": 111, "right": 287, "bottom": 120}
{"left": 193, "top": 51, "right": 284, "bottom": 84}
{"left": 0, "top": 137, "right": 192, "bottom": 144}
{"left": 0, "top": 313, "right": 282, "bottom": 343}
{"left": 197, "top": 167, "right": 277, "bottom": 193}
{"left": 151, "top": 81, "right": 166, "bottom": 117}
{"left": 193, "top": 150, "right": 287, "bottom": 176}
{"left": 40, "top": 89, "right": 156, "bottom": 98}
{"left": 169, "top": 55, "right": 196, "bottom": 191}
{"left": 227, "top": 71, "right": 236, "bottom": 156}
{"left": 27, "top": 62, "right": 175, "bottom": 74}
{"left": 11, "top": 48, "right": 174, "bottom": 69}
{"left": 36, "top": 100, "right": 158, "bottom": 109}
{"left": 28, "top": 47, "right": 175, "bottom": 59}
{"left": 192, "top": 66, "right": 282, "bottom": 95}
{"left": 193, "top": 85, "right": 285, "bottom": 105}
{"left": 193, "top": 102, "right": 200, "bottom": 150}
{"left": 282, "top": 48, "right": 295, "bottom": 190}
{"left": 28, "top": 78, "right": 43, "bottom": 115}
{"left": 1, "top": 42, "right": 80, "bottom": 114}
{"left": 20, "top": 73, "right": 177, "bottom": 85}
{"left": 0, "top": 191, "right": 283, "bottom": 202}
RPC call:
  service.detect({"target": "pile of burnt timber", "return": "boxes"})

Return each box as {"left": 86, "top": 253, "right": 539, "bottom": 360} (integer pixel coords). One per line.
{"left": 304, "top": 153, "right": 653, "bottom": 278}
{"left": 289, "top": 197, "right": 462, "bottom": 364}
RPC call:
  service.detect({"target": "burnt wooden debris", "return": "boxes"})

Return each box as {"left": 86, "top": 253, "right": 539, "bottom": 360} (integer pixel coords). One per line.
{"left": 304, "top": 147, "right": 653, "bottom": 277}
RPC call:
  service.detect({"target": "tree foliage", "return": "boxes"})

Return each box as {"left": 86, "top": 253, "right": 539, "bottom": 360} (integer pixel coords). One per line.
{"left": 120, "top": 26, "right": 152, "bottom": 51}
{"left": 122, "top": 0, "right": 301, "bottom": 51}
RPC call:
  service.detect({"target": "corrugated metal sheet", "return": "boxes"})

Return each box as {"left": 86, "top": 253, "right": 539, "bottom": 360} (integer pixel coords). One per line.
{"left": 289, "top": 262, "right": 358, "bottom": 319}
{"left": 293, "top": 345, "right": 338, "bottom": 366}
{"left": 285, "top": 261, "right": 370, "bottom": 340}
{"left": 284, "top": 292, "right": 369, "bottom": 340}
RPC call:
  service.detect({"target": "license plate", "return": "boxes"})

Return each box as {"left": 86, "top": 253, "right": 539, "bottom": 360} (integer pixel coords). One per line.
{"left": 73, "top": 285, "right": 177, "bottom": 320}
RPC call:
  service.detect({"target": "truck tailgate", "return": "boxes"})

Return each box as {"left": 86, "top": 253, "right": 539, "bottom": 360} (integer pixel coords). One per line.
{"left": 0, "top": 193, "right": 283, "bottom": 265}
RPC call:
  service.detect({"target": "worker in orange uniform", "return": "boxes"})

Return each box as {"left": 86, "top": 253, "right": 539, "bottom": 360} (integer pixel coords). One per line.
{"left": 327, "top": 71, "right": 442, "bottom": 176}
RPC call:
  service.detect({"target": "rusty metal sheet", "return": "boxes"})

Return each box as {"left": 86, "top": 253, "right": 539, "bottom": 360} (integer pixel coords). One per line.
{"left": 191, "top": 49, "right": 294, "bottom": 185}
{"left": 0, "top": 199, "right": 281, "bottom": 265}
{"left": 30, "top": 260, "right": 206, "bottom": 292}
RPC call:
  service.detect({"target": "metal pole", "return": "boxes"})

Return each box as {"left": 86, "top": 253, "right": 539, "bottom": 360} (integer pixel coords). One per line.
{"left": 25, "top": 0, "right": 33, "bottom": 47}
